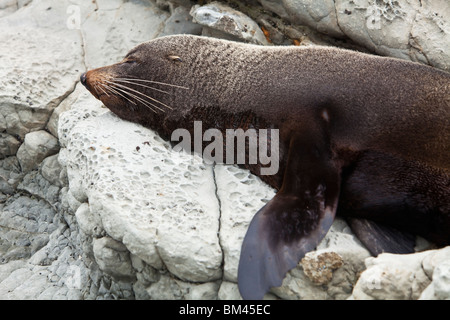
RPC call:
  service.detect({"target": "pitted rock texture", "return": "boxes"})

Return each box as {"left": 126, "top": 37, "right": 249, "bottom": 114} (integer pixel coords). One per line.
{"left": 257, "top": 0, "right": 450, "bottom": 71}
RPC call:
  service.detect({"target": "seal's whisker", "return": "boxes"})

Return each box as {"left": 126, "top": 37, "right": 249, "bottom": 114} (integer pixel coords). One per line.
{"left": 107, "top": 84, "right": 157, "bottom": 113}
{"left": 105, "top": 80, "right": 173, "bottom": 110}
{"left": 114, "top": 77, "right": 189, "bottom": 90}
{"left": 101, "top": 84, "right": 141, "bottom": 112}
{"left": 92, "top": 83, "right": 103, "bottom": 97}
{"left": 107, "top": 82, "right": 163, "bottom": 113}
{"left": 100, "top": 83, "right": 137, "bottom": 106}
{"left": 113, "top": 79, "right": 171, "bottom": 95}
{"left": 96, "top": 83, "right": 110, "bottom": 97}
{"left": 107, "top": 83, "right": 162, "bottom": 113}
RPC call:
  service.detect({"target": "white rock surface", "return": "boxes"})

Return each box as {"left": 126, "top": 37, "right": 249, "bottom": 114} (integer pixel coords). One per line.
{"left": 80, "top": 0, "right": 169, "bottom": 69}
{"left": 190, "top": 2, "right": 270, "bottom": 45}
{"left": 271, "top": 219, "right": 371, "bottom": 300}
{"left": 259, "top": 0, "right": 450, "bottom": 71}
{"left": 214, "top": 164, "right": 276, "bottom": 282}
{"left": 351, "top": 247, "right": 450, "bottom": 300}
{"left": 260, "top": 0, "right": 344, "bottom": 38}
{"left": 59, "top": 107, "right": 223, "bottom": 281}
{"left": 419, "top": 247, "right": 450, "bottom": 299}
{"left": 0, "top": 1, "right": 83, "bottom": 140}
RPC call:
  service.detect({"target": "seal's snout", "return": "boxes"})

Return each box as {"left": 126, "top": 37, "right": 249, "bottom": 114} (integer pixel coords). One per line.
{"left": 80, "top": 72, "right": 87, "bottom": 86}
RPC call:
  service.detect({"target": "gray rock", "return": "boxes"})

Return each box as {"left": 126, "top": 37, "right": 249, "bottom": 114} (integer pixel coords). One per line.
{"left": 81, "top": 0, "right": 169, "bottom": 69}
{"left": 159, "top": 5, "right": 203, "bottom": 37}
{"left": 260, "top": 0, "right": 344, "bottom": 38}
{"left": 419, "top": 247, "right": 450, "bottom": 299}
{"left": 16, "top": 130, "right": 59, "bottom": 173}
{"left": 18, "top": 170, "right": 61, "bottom": 206}
{"left": 92, "top": 237, "right": 136, "bottom": 282}
{"left": 40, "top": 154, "right": 64, "bottom": 187}
{"left": 218, "top": 281, "right": 242, "bottom": 300}
{"left": 0, "top": 0, "right": 31, "bottom": 18}
{"left": 144, "top": 274, "right": 220, "bottom": 300}
{"left": 0, "top": 2, "right": 83, "bottom": 140}
{"left": 0, "top": 156, "right": 23, "bottom": 194}
{"left": 0, "top": 195, "right": 57, "bottom": 264}
{"left": 75, "top": 202, "right": 105, "bottom": 239}
{"left": 258, "top": 0, "right": 450, "bottom": 70}
{"left": 0, "top": 133, "right": 21, "bottom": 159}
{"left": 409, "top": 0, "right": 450, "bottom": 71}
{"left": 190, "top": 2, "right": 270, "bottom": 45}
{"left": 0, "top": 0, "right": 172, "bottom": 300}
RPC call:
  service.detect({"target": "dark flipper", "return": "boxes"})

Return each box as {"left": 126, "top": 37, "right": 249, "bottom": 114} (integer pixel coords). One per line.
{"left": 238, "top": 194, "right": 337, "bottom": 299}
{"left": 238, "top": 128, "right": 341, "bottom": 300}
{"left": 348, "top": 218, "right": 416, "bottom": 255}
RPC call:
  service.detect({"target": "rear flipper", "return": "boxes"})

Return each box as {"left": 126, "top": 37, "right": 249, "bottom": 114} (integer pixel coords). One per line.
{"left": 238, "top": 127, "right": 341, "bottom": 300}
{"left": 347, "top": 218, "right": 416, "bottom": 255}
{"left": 339, "top": 150, "right": 450, "bottom": 255}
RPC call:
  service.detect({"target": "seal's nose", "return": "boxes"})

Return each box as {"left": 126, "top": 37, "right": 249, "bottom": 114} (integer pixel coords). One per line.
{"left": 80, "top": 72, "right": 87, "bottom": 86}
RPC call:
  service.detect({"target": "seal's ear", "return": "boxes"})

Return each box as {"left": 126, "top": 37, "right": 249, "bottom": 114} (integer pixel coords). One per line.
{"left": 237, "top": 128, "right": 341, "bottom": 300}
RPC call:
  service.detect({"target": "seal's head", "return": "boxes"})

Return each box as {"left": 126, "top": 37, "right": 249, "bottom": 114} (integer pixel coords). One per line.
{"left": 80, "top": 36, "right": 193, "bottom": 128}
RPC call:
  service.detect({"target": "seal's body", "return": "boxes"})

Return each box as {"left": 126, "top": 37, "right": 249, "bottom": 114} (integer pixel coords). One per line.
{"left": 81, "top": 35, "right": 450, "bottom": 299}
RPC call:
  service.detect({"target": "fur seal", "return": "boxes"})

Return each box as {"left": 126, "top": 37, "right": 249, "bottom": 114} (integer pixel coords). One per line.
{"left": 80, "top": 35, "right": 450, "bottom": 299}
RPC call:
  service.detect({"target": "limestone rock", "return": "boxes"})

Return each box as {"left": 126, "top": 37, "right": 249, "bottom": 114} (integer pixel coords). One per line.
{"left": 0, "top": 194, "right": 57, "bottom": 264}
{"left": 81, "top": 0, "right": 169, "bottom": 69}
{"left": 159, "top": 4, "right": 203, "bottom": 37}
{"left": 40, "top": 154, "right": 64, "bottom": 187}
{"left": 191, "top": 2, "right": 270, "bottom": 45}
{"left": 271, "top": 219, "right": 371, "bottom": 300}
{"left": 74, "top": 202, "right": 105, "bottom": 238}
{"left": 16, "top": 130, "right": 59, "bottom": 173}
{"left": 0, "top": 133, "right": 21, "bottom": 159}
{"left": 260, "top": 0, "right": 344, "bottom": 38}
{"left": 258, "top": 0, "right": 450, "bottom": 71}
{"left": 0, "top": 156, "right": 23, "bottom": 194}
{"left": 419, "top": 247, "right": 450, "bottom": 299}
{"left": 0, "top": 2, "right": 83, "bottom": 140}
{"left": 60, "top": 109, "right": 223, "bottom": 281}
{"left": 93, "top": 237, "right": 136, "bottom": 282}
{"left": 0, "top": 0, "right": 184, "bottom": 300}
{"left": 350, "top": 249, "right": 450, "bottom": 300}
{"left": 214, "top": 164, "right": 275, "bottom": 282}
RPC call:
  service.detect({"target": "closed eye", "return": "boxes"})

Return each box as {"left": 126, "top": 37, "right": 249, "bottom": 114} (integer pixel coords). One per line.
{"left": 123, "top": 58, "right": 137, "bottom": 64}
{"left": 168, "top": 55, "right": 182, "bottom": 63}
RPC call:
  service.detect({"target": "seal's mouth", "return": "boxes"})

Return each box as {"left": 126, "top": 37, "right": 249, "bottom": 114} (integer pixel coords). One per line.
{"left": 80, "top": 72, "right": 87, "bottom": 86}
{"left": 81, "top": 68, "right": 189, "bottom": 114}
{"left": 80, "top": 70, "right": 106, "bottom": 101}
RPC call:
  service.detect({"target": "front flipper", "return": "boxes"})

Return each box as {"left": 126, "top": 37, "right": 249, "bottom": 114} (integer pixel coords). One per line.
{"left": 237, "top": 192, "right": 337, "bottom": 299}
{"left": 238, "top": 128, "right": 341, "bottom": 300}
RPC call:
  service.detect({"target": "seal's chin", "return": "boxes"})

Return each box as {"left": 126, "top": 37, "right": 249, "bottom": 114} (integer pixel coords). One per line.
{"left": 97, "top": 93, "right": 120, "bottom": 110}
{"left": 80, "top": 71, "right": 131, "bottom": 113}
